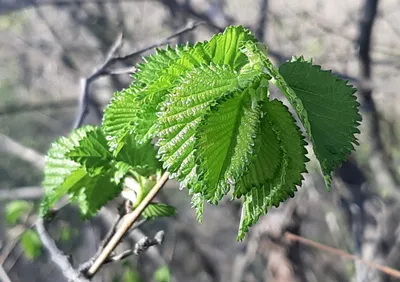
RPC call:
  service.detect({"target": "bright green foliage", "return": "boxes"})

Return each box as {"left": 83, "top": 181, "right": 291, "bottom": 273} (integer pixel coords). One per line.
{"left": 40, "top": 126, "right": 160, "bottom": 218}
{"left": 41, "top": 25, "right": 361, "bottom": 240}
{"left": 21, "top": 229, "right": 42, "bottom": 260}
{"left": 5, "top": 200, "right": 31, "bottom": 224}
{"left": 278, "top": 60, "right": 361, "bottom": 187}
{"left": 154, "top": 265, "right": 171, "bottom": 282}
{"left": 237, "top": 100, "right": 308, "bottom": 240}
{"left": 41, "top": 125, "right": 95, "bottom": 215}
{"left": 142, "top": 203, "right": 176, "bottom": 219}
{"left": 195, "top": 91, "right": 262, "bottom": 203}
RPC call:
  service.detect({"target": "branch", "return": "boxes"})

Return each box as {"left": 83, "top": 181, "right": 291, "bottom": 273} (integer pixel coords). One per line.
{"left": 73, "top": 20, "right": 204, "bottom": 128}
{"left": 0, "top": 264, "right": 12, "bottom": 282}
{"left": 358, "top": 0, "right": 381, "bottom": 149}
{"left": 284, "top": 232, "right": 400, "bottom": 279}
{"left": 35, "top": 217, "right": 89, "bottom": 282}
{"left": 85, "top": 171, "right": 170, "bottom": 278}
{"left": 102, "top": 230, "right": 164, "bottom": 264}
{"left": 357, "top": 0, "right": 400, "bottom": 196}
{"left": 0, "top": 0, "right": 150, "bottom": 15}
{"left": 255, "top": 0, "right": 268, "bottom": 41}
{"left": 0, "top": 134, "right": 45, "bottom": 170}
{"left": 0, "top": 99, "right": 76, "bottom": 116}
{"left": 0, "top": 186, "right": 43, "bottom": 201}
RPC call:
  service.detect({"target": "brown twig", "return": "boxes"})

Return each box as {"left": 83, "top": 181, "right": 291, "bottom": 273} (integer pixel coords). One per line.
{"left": 0, "top": 186, "right": 43, "bottom": 201}
{"left": 86, "top": 171, "right": 170, "bottom": 277}
{"left": 73, "top": 20, "right": 204, "bottom": 128}
{"left": 255, "top": 0, "right": 268, "bottom": 41}
{"left": 0, "top": 134, "right": 45, "bottom": 170}
{"left": 0, "top": 264, "right": 12, "bottom": 282}
{"left": 284, "top": 232, "right": 400, "bottom": 279}
{"left": 0, "top": 99, "right": 77, "bottom": 116}
{"left": 36, "top": 217, "right": 89, "bottom": 282}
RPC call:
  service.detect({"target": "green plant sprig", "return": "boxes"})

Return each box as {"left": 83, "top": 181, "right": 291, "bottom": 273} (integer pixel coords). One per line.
{"left": 40, "top": 25, "right": 361, "bottom": 240}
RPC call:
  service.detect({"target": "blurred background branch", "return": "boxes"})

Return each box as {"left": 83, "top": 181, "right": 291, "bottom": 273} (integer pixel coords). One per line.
{"left": 1, "top": 0, "right": 400, "bottom": 281}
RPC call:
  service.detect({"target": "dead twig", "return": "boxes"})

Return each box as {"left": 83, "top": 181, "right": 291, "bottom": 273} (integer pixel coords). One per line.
{"left": 0, "top": 186, "right": 43, "bottom": 201}
{"left": 0, "top": 100, "right": 77, "bottom": 116}
{"left": 0, "top": 134, "right": 45, "bottom": 170}
{"left": 0, "top": 264, "right": 12, "bottom": 282}
{"left": 35, "top": 217, "right": 89, "bottom": 282}
{"left": 284, "top": 232, "right": 400, "bottom": 279}
{"left": 73, "top": 20, "right": 204, "bottom": 128}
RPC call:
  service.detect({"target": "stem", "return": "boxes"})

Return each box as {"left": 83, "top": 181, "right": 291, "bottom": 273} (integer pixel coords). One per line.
{"left": 86, "top": 171, "right": 170, "bottom": 277}
{"left": 285, "top": 232, "right": 400, "bottom": 279}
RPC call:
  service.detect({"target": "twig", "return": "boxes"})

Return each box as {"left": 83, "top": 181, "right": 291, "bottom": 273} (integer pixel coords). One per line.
{"left": 86, "top": 171, "right": 170, "bottom": 278}
{"left": 357, "top": 0, "right": 400, "bottom": 198}
{"left": 78, "top": 207, "right": 125, "bottom": 273}
{"left": 73, "top": 20, "right": 204, "bottom": 128}
{"left": 0, "top": 264, "right": 12, "bottom": 282}
{"left": 0, "top": 186, "right": 43, "bottom": 201}
{"left": 284, "top": 232, "right": 400, "bottom": 279}
{"left": 0, "top": 134, "right": 45, "bottom": 170}
{"left": 0, "top": 212, "right": 34, "bottom": 266}
{"left": 0, "top": 100, "right": 76, "bottom": 116}
{"left": 255, "top": 0, "right": 268, "bottom": 41}
{"left": 103, "top": 249, "right": 133, "bottom": 264}
{"left": 103, "top": 230, "right": 164, "bottom": 264}
{"left": 35, "top": 217, "right": 89, "bottom": 282}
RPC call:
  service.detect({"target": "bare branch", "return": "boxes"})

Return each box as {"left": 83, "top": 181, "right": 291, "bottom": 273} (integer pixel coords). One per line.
{"left": 0, "top": 100, "right": 76, "bottom": 116}
{"left": 284, "top": 232, "right": 400, "bottom": 279}
{"left": 0, "top": 134, "right": 45, "bottom": 170}
{"left": 357, "top": 0, "right": 400, "bottom": 198}
{"left": 101, "top": 230, "right": 164, "bottom": 265}
{"left": 35, "top": 217, "right": 89, "bottom": 282}
{"left": 0, "top": 186, "right": 43, "bottom": 201}
{"left": 73, "top": 20, "right": 204, "bottom": 128}
{"left": 103, "top": 249, "right": 133, "bottom": 264}
{"left": 133, "top": 230, "right": 164, "bottom": 255}
{"left": 0, "top": 0, "right": 151, "bottom": 15}
{"left": 255, "top": 0, "right": 268, "bottom": 41}
{"left": 0, "top": 264, "right": 12, "bottom": 282}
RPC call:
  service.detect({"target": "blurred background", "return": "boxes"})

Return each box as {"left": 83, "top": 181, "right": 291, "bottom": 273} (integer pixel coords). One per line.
{"left": 1, "top": 0, "right": 400, "bottom": 281}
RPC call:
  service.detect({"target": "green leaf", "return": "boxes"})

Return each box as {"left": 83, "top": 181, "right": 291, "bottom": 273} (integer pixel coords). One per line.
{"left": 115, "top": 133, "right": 161, "bottom": 176}
{"left": 157, "top": 64, "right": 245, "bottom": 185}
{"left": 68, "top": 172, "right": 122, "bottom": 218}
{"left": 142, "top": 203, "right": 176, "bottom": 219}
{"left": 240, "top": 41, "right": 360, "bottom": 188}
{"left": 41, "top": 25, "right": 361, "bottom": 238}
{"left": 41, "top": 126, "right": 96, "bottom": 216}
{"left": 102, "top": 87, "right": 140, "bottom": 150}
{"left": 103, "top": 46, "right": 189, "bottom": 147}
{"left": 41, "top": 126, "right": 125, "bottom": 217}
{"left": 5, "top": 200, "right": 31, "bottom": 225}
{"left": 122, "top": 267, "right": 141, "bottom": 282}
{"left": 21, "top": 229, "right": 42, "bottom": 260}
{"left": 194, "top": 90, "right": 262, "bottom": 203}
{"left": 237, "top": 99, "right": 307, "bottom": 240}
{"left": 190, "top": 192, "right": 205, "bottom": 222}
{"left": 58, "top": 224, "right": 73, "bottom": 242}
{"left": 278, "top": 60, "right": 361, "bottom": 187}
{"left": 134, "top": 45, "right": 190, "bottom": 86}
{"left": 154, "top": 265, "right": 171, "bottom": 282}
{"left": 67, "top": 127, "right": 113, "bottom": 176}
{"left": 103, "top": 26, "right": 258, "bottom": 149}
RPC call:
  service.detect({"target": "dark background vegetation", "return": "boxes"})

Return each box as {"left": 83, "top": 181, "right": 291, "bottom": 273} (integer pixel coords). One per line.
{"left": 1, "top": 0, "right": 400, "bottom": 281}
